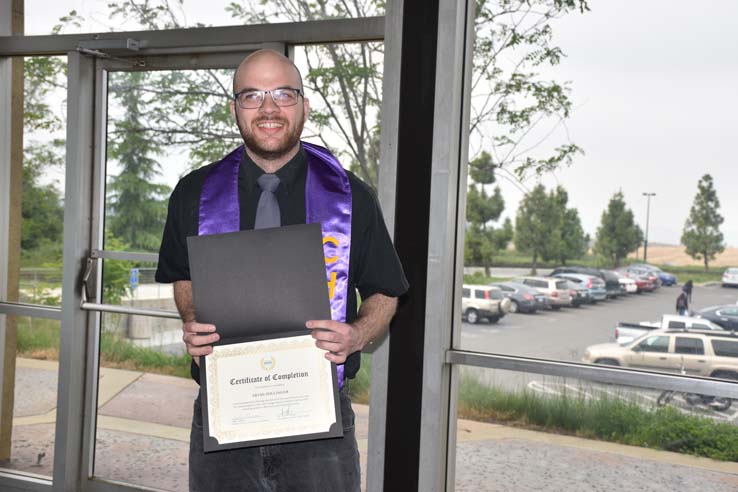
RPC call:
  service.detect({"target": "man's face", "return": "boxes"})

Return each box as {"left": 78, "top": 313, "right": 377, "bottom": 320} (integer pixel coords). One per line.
{"left": 231, "top": 55, "right": 309, "bottom": 161}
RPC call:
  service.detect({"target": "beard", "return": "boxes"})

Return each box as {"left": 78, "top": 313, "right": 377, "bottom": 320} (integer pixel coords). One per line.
{"left": 236, "top": 111, "right": 305, "bottom": 162}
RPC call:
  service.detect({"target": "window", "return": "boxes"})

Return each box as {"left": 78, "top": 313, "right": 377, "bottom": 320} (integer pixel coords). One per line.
{"left": 462, "top": 288, "right": 471, "bottom": 298}
{"left": 489, "top": 289, "right": 503, "bottom": 300}
{"left": 637, "top": 336, "right": 670, "bottom": 353}
{"left": 712, "top": 340, "right": 738, "bottom": 358}
{"left": 675, "top": 337, "right": 704, "bottom": 355}
{"left": 555, "top": 281, "right": 568, "bottom": 290}
{"left": 691, "top": 323, "right": 712, "bottom": 330}
{"left": 668, "top": 321, "right": 686, "bottom": 329}
{"left": 474, "top": 290, "right": 486, "bottom": 299}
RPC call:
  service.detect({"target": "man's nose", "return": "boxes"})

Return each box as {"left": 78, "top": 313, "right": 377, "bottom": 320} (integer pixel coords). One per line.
{"left": 259, "top": 93, "right": 280, "bottom": 113}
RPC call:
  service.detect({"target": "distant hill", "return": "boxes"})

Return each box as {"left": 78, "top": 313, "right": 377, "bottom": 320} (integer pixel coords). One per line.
{"left": 629, "top": 245, "right": 738, "bottom": 267}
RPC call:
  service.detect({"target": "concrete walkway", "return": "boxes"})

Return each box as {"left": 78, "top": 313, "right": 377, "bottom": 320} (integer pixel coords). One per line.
{"left": 6, "top": 358, "right": 738, "bottom": 491}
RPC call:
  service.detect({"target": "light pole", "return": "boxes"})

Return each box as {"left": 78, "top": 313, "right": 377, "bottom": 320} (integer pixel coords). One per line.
{"left": 642, "top": 192, "right": 656, "bottom": 262}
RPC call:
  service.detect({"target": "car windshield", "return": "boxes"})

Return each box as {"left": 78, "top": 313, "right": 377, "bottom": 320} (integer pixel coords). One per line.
{"left": 727, "top": 268, "right": 738, "bottom": 274}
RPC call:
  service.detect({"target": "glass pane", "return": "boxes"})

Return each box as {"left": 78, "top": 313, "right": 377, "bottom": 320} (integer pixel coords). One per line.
{"left": 460, "top": 2, "right": 738, "bottom": 385}
{"left": 1, "top": 315, "right": 60, "bottom": 479}
{"left": 19, "top": 56, "right": 67, "bottom": 307}
{"left": 25, "top": 0, "right": 383, "bottom": 36}
{"left": 454, "top": 367, "right": 738, "bottom": 491}
{"left": 94, "top": 40, "right": 383, "bottom": 487}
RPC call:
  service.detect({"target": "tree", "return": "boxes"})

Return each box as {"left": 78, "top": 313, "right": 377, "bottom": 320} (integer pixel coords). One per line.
{"left": 551, "top": 186, "right": 587, "bottom": 265}
{"left": 514, "top": 184, "right": 557, "bottom": 274}
{"left": 681, "top": 174, "right": 725, "bottom": 271}
{"left": 106, "top": 71, "right": 171, "bottom": 252}
{"left": 470, "top": 0, "right": 589, "bottom": 178}
{"left": 593, "top": 191, "right": 640, "bottom": 267}
{"left": 465, "top": 152, "right": 513, "bottom": 275}
{"left": 21, "top": 57, "right": 66, "bottom": 265}
{"left": 51, "top": 0, "right": 588, "bottom": 189}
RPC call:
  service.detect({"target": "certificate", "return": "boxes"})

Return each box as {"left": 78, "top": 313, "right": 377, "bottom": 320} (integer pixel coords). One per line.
{"left": 187, "top": 224, "right": 343, "bottom": 452}
{"left": 201, "top": 335, "right": 342, "bottom": 451}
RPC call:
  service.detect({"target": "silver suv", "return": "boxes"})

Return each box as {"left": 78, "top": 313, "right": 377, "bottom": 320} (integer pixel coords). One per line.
{"left": 516, "top": 276, "right": 572, "bottom": 310}
{"left": 461, "top": 284, "right": 512, "bottom": 324}
{"left": 583, "top": 330, "right": 738, "bottom": 380}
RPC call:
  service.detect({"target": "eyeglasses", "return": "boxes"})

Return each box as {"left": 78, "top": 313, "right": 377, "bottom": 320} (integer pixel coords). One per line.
{"left": 232, "top": 88, "right": 303, "bottom": 109}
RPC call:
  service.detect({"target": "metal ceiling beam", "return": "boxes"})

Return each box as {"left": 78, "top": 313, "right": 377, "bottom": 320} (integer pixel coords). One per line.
{"left": 0, "top": 17, "right": 385, "bottom": 57}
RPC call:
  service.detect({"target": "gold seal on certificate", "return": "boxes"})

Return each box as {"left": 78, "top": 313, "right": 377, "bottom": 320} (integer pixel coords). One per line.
{"left": 205, "top": 335, "right": 338, "bottom": 446}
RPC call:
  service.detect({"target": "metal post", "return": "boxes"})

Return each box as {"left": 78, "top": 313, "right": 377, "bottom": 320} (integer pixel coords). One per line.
{"left": 366, "top": 0, "right": 404, "bottom": 490}
{"left": 53, "top": 50, "right": 97, "bottom": 491}
{"left": 0, "top": 0, "right": 23, "bottom": 465}
{"left": 642, "top": 192, "right": 655, "bottom": 262}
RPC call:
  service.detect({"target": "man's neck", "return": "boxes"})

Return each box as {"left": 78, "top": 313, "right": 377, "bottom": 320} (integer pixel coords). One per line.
{"left": 245, "top": 144, "right": 300, "bottom": 174}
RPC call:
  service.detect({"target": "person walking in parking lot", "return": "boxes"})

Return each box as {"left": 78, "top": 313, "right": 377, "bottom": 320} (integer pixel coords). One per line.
{"left": 682, "top": 279, "right": 693, "bottom": 304}
{"left": 676, "top": 290, "right": 689, "bottom": 316}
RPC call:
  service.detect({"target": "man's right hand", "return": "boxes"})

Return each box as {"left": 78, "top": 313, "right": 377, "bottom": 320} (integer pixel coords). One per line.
{"left": 182, "top": 320, "right": 219, "bottom": 366}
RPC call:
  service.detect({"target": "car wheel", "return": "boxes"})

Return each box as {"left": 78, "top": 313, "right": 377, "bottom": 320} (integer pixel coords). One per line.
{"left": 465, "top": 308, "right": 479, "bottom": 324}
{"left": 509, "top": 301, "right": 519, "bottom": 314}
{"left": 489, "top": 316, "right": 500, "bottom": 324}
{"left": 594, "top": 358, "right": 620, "bottom": 366}
{"left": 551, "top": 305, "right": 561, "bottom": 311}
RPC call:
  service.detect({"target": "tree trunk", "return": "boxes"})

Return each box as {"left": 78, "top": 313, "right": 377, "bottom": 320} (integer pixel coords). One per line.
{"left": 531, "top": 254, "right": 538, "bottom": 275}
{"left": 484, "top": 263, "right": 490, "bottom": 278}
{"left": 704, "top": 254, "right": 709, "bottom": 272}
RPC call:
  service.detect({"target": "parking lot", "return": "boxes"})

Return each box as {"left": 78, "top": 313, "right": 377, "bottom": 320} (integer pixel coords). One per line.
{"left": 459, "top": 283, "right": 738, "bottom": 421}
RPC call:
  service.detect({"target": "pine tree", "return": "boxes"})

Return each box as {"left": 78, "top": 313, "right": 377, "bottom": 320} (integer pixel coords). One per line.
{"left": 514, "top": 184, "right": 556, "bottom": 274}
{"left": 681, "top": 174, "right": 724, "bottom": 271}
{"left": 106, "top": 71, "right": 171, "bottom": 252}
{"left": 464, "top": 152, "right": 512, "bottom": 276}
{"left": 551, "top": 187, "right": 588, "bottom": 265}
{"left": 593, "top": 191, "right": 640, "bottom": 267}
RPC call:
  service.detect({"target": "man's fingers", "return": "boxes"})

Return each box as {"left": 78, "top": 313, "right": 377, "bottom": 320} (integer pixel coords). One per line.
{"left": 184, "top": 321, "right": 216, "bottom": 334}
{"left": 314, "top": 340, "right": 343, "bottom": 353}
{"left": 183, "top": 332, "right": 220, "bottom": 347}
{"left": 306, "top": 319, "right": 344, "bottom": 332}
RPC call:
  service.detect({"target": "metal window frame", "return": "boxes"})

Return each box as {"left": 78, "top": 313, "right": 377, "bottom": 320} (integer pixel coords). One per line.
{"left": 0, "top": 14, "right": 394, "bottom": 492}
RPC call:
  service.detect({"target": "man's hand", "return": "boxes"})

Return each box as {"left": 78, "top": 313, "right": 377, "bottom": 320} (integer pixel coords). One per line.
{"left": 182, "top": 320, "right": 220, "bottom": 366}
{"left": 306, "top": 320, "right": 365, "bottom": 364}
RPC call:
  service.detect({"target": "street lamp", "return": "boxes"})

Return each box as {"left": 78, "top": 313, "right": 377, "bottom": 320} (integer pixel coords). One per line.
{"left": 642, "top": 192, "right": 656, "bottom": 262}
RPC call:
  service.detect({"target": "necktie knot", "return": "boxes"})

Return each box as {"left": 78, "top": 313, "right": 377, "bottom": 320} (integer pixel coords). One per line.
{"left": 257, "top": 173, "right": 280, "bottom": 193}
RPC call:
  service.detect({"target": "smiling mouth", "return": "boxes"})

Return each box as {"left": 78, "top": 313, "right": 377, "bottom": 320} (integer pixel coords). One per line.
{"left": 256, "top": 120, "right": 285, "bottom": 130}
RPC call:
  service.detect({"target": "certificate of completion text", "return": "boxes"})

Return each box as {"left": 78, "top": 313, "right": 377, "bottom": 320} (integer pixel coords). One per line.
{"left": 204, "top": 335, "right": 337, "bottom": 445}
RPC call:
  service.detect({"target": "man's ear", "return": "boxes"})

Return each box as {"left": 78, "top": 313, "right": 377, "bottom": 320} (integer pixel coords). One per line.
{"left": 303, "top": 97, "right": 310, "bottom": 119}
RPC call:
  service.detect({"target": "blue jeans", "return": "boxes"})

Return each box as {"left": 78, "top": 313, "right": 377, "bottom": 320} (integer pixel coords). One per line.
{"left": 189, "top": 389, "right": 360, "bottom": 492}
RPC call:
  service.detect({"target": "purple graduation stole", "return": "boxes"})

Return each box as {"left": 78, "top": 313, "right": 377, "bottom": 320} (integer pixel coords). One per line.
{"left": 198, "top": 141, "right": 352, "bottom": 388}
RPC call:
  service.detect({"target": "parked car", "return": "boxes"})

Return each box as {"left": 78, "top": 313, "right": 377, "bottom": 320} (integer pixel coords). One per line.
{"left": 461, "top": 284, "right": 512, "bottom": 324}
{"left": 550, "top": 266, "right": 621, "bottom": 298}
{"left": 614, "top": 314, "right": 727, "bottom": 344}
{"left": 552, "top": 273, "right": 607, "bottom": 302}
{"left": 490, "top": 282, "right": 548, "bottom": 313}
{"left": 722, "top": 268, "right": 738, "bottom": 288}
{"left": 610, "top": 270, "right": 638, "bottom": 294}
{"left": 616, "top": 267, "right": 657, "bottom": 293}
{"left": 619, "top": 266, "right": 660, "bottom": 289}
{"left": 515, "top": 276, "right": 572, "bottom": 310}
{"left": 696, "top": 305, "right": 738, "bottom": 331}
{"left": 629, "top": 263, "right": 678, "bottom": 286}
{"left": 563, "top": 280, "right": 590, "bottom": 307}
{"left": 583, "top": 330, "right": 738, "bottom": 380}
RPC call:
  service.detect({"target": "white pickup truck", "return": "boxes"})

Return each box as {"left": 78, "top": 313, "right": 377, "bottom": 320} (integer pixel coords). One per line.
{"left": 614, "top": 314, "right": 728, "bottom": 344}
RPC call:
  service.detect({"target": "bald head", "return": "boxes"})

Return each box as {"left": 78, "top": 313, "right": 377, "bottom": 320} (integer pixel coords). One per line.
{"left": 232, "top": 49, "right": 304, "bottom": 95}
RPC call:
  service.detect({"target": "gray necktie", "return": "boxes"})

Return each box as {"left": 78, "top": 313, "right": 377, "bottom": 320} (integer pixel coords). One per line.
{"left": 254, "top": 174, "right": 281, "bottom": 229}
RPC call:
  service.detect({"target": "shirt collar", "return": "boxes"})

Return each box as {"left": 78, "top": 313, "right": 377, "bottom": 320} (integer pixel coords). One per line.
{"left": 240, "top": 145, "right": 307, "bottom": 190}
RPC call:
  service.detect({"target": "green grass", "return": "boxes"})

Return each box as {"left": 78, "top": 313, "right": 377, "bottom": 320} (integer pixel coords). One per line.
{"left": 656, "top": 265, "right": 723, "bottom": 284}
{"left": 457, "top": 375, "right": 738, "bottom": 462}
{"left": 463, "top": 272, "right": 512, "bottom": 285}
{"left": 15, "top": 317, "right": 191, "bottom": 378}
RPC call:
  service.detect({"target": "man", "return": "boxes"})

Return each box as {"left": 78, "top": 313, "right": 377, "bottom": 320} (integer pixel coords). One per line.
{"left": 155, "top": 49, "right": 407, "bottom": 491}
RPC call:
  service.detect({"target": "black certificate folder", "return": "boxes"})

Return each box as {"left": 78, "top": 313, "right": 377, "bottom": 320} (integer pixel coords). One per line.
{"left": 187, "top": 223, "right": 343, "bottom": 452}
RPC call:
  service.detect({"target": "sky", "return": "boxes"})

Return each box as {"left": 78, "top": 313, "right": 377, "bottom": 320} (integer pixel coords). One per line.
{"left": 22, "top": 0, "right": 738, "bottom": 246}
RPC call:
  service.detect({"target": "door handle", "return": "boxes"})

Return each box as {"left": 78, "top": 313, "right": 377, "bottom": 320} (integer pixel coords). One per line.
{"left": 698, "top": 360, "right": 706, "bottom": 363}
{"left": 659, "top": 357, "right": 667, "bottom": 360}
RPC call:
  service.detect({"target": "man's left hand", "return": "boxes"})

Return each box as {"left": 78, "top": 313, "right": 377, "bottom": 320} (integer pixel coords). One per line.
{"left": 306, "top": 319, "right": 364, "bottom": 363}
